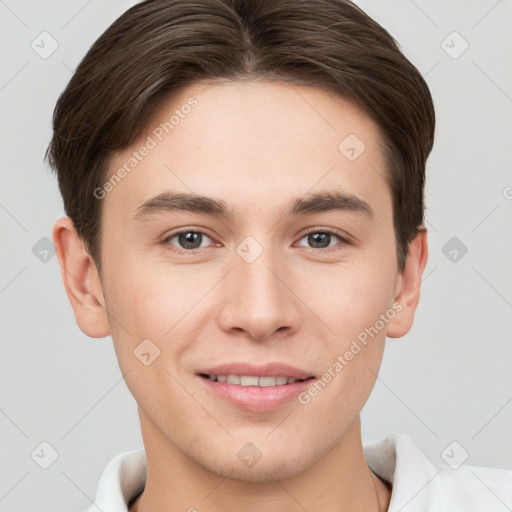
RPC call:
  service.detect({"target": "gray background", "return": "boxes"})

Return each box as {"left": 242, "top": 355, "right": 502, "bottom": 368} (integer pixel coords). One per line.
{"left": 1, "top": 0, "right": 511, "bottom": 510}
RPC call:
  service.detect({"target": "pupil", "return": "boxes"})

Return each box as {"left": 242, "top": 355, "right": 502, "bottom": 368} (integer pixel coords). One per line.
{"left": 179, "top": 232, "right": 201, "bottom": 249}
{"left": 309, "top": 232, "right": 330, "bottom": 248}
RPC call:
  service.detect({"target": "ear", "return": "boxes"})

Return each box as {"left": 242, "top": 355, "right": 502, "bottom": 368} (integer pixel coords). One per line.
{"left": 386, "top": 227, "right": 428, "bottom": 338}
{"left": 52, "top": 216, "right": 110, "bottom": 338}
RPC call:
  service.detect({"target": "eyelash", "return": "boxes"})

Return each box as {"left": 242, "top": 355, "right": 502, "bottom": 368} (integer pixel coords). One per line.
{"left": 161, "top": 227, "right": 351, "bottom": 255}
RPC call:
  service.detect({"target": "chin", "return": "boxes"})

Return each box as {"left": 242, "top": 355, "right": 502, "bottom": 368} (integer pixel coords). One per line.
{"left": 197, "top": 446, "right": 316, "bottom": 483}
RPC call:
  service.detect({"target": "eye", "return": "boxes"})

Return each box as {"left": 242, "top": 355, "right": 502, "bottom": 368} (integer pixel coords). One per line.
{"left": 162, "top": 228, "right": 349, "bottom": 254}
{"left": 296, "top": 230, "right": 348, "bottom": 251}
{"left": 163, "top": 230, "right": 214, "bottom": 251}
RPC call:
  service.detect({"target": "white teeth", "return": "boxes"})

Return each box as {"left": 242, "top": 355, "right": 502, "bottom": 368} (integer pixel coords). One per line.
{"left": 258, "top": 376, "right": 277, "bottom": 387}
{"left": 240, "top": 375, "right": 259, "bottom": 386}
{"left": 226, "top": 375, "right": 241, "bottom": 385}
{"left": 205, "top": 374, "right": 307, "bottom": 387}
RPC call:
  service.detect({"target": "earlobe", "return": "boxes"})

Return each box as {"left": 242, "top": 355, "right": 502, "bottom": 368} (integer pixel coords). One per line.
{"left": 386, "top": 228, "right": 428, "bottom": 338}
{"left": 52, "top": 216, "right": 110, "bottom": 338}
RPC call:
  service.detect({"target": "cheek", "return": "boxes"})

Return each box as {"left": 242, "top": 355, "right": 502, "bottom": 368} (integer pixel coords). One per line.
{"left": 104, "top": 258, "right": 216, "bottom": 369}
{"left": 102, "top": 263, "right": 197, "bottom": 421}
{"left": 305, "top": 260, "right": 396, "bottom": 409}
{"left": 311, "top": 262, "right": 397, "bottom": 342}
{"left": 105, "top": 254, "right": 187, "bottom": 334}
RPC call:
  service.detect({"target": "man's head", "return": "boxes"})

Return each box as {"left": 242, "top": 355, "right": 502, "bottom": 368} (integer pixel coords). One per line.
{"left": 49, "top": 0, "right": 433, "bottom": 484}
{"left": 47, "top": 0, "right": 434, "bottom": 276}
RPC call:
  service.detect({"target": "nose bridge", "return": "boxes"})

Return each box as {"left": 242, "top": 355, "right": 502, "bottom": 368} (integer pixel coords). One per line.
{"left": 218, "top": 234, "right": 301, "bottom": 340}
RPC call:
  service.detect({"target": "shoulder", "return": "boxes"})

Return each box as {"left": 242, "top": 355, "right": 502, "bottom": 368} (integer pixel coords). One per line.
{"left": 364, "top": 433, "right": 512, "bottom": 511}
{"left": 433, "top": 461, "right": 512, "bottom": 508}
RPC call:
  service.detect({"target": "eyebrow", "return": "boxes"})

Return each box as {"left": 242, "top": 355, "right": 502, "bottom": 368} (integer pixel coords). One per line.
{"left": 133, "top": 189, "right": 373, "bottom": 222}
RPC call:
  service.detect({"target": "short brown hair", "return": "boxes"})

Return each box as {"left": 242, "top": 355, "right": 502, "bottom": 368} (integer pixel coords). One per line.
{"left": 46, "top": 0, "right": 435, "bottom": 273}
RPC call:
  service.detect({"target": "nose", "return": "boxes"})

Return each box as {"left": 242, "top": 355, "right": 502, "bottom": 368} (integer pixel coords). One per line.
{"left": 217, "top": 243, "right": 302, "bottom": 342}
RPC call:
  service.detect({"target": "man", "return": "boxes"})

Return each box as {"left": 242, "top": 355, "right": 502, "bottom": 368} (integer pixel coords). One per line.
{"left": 47, "top": 0, "right": 512, "bottom": 510}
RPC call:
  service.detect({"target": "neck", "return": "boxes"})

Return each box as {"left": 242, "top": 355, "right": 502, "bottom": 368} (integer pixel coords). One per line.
{"left": 131, "top": 412, "right": 391, "bottom": 512}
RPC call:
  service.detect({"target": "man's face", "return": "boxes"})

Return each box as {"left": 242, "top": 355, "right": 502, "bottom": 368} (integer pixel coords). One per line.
{"left": 99, "top": 80, "right": 401, "bottom": 480}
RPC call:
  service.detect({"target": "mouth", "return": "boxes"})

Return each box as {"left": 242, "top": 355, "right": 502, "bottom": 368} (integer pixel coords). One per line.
{"left": 199, "top": 374, "right": 314, "bottom": 386}
{"left": 195, "top": 363, "right": 316, "bottom": 412}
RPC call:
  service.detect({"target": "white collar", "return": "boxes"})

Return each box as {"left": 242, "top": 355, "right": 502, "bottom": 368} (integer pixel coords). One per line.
{"left": 87, "top": 432, "right": 512, "bottom": 511}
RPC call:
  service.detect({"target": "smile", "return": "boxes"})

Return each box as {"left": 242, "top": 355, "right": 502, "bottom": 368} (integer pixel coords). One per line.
{"left": 196, "top": 363, "right": 317, "bottom": 412}
{"left": 199, "top": 374, "right": 312, "bottom": 386}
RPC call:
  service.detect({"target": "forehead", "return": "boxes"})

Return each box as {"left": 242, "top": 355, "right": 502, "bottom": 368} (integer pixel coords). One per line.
{"left": 103, "top": 80, "right": 390, "bottom": 220}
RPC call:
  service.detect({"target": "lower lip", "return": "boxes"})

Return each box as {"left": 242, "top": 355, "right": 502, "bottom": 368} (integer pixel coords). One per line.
{"left": 197, "top": 376, "right": 315, "bottom": 412}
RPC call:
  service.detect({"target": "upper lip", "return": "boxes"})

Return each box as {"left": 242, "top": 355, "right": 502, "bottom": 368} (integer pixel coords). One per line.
{"left": 196, "top": 362, "right": 315, "bottom": 380}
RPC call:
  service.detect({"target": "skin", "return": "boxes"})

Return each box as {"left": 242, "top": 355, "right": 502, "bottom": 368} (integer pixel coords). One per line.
{"left": 53, "top": 80, "right": 428, "bottom": 512}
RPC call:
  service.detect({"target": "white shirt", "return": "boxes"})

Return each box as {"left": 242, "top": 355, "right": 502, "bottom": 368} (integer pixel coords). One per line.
{"left": 86, "top": 433, "right": 512, "bottom": 511}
